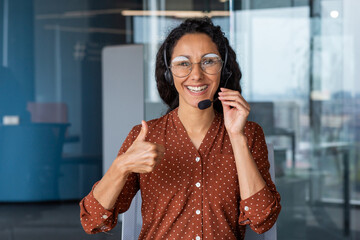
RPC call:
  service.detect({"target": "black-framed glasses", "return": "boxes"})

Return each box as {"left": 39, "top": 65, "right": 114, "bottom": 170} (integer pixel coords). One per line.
{"left": 170, "top": 53, "right": 223, "bottom": 78}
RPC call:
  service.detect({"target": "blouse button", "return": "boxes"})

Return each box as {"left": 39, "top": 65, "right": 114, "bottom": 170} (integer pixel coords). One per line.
{"left": 195, "top": 157, "right": 200, "bottom": 162}
{"left": 102, "top": 214, "right": 108, "bottom": 219}
{"left": 244, "top": 206, "right": 249, "bottom": 211}
{"left": 196, "top": 236, "right": 201, "bottom": 240}
{"left": 195, "top": 182, "right": 201, "bottom": 188}
{"left": 196, "top": 210, "right": 201, "bottom": 215}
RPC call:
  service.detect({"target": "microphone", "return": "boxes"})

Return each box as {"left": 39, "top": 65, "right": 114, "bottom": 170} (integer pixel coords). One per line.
{"left": 198, "top": 71, "right": 232, "bottom": 110}
{"left": 198, "top": 99, "right": 216, "bottom": 110}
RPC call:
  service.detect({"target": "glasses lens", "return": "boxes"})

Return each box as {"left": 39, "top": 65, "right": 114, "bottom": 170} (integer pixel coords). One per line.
{"left": 170, "top": 54, "right": 223, "bottom": 77}
{"left": 201, "top": 54, "right": 222, "bottom": 75}
{"left": 171, "top": 56, "right": 191, "bottom": 77}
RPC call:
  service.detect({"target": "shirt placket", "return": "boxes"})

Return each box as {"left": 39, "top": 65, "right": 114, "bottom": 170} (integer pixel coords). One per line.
{"left": 194, "top": 154, "right": 203, "bottom": 240}
{"left": 172, "top": 109, "right": 219, "bottom": 240}
{"left": 196, "top": 115, "right": 221, "bottom": 240}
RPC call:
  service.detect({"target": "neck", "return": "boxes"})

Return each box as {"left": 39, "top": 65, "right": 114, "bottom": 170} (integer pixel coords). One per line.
{"left": 178, "top": 104, "right": 215, "bottom": 134}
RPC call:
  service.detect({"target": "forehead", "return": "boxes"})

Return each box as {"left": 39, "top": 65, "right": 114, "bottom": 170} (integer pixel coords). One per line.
{"left": 171, "top": 33, "right": 220, "bottom": 59}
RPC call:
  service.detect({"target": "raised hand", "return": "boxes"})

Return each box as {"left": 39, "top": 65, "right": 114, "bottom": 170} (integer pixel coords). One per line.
{"left": 119, "top": 120, "right": 165, "bottom": 174}
{"left": 218, "top": 88, "right": 251, "bottom": 136}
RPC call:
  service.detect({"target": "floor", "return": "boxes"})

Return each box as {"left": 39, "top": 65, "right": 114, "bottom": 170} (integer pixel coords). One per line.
{"left": 0, "top": 201, "right": 359, "bottom": 240}
{"left": 0, "top": 201, "right": 121, "bottom": 240}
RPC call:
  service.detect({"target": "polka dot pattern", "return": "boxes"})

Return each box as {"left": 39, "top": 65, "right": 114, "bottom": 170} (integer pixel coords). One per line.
{"left": 79, "top": 108, "right": 281, "bottom": 239}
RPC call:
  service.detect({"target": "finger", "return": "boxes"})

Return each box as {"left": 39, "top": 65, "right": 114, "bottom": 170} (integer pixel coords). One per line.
{"left": 135, "top": 120, "right": 148, "bottom": 142}
{"left": 220, "top": 87, "right": 243, "bottom": 94}
{"left": 145, "top": 156, "right": 160, "bottom": 169}
{"left": 218, "top": 91, "right": 250, "bottom": 108}
{"left": 218, "top": 95, "right": 250, "bottom": 111}
{"left": 221, "top": 100, "right": 250, "bottom": 116}
{"left": 137, "top": 166, "right": 154, "bottom": 174}
{"left": 221, "top": 98, "right": 231, "bottom": 113}
{"left": 219, "top": 91, "right": 248, "bottom": 103}
{"left": 220, "top": 87, "right": 232, "bottom": 92}
{"left": 141, "top": 143, "right": 164, "bottom": 159}
{"left": 219, "top": 90, "right": 240, "bottom": 97}
{"left": 219, "top": 88, "right": 244, "bottom": 96}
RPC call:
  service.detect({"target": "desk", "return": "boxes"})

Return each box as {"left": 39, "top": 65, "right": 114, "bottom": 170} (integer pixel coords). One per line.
{"left": 305, "top": 142, "right": 353, "bottom": 236}
{"left": 318, "top": 142, "right": 352, "bottom": 236}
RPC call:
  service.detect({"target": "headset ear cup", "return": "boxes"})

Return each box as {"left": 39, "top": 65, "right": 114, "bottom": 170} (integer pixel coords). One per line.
{"left": 164, "top": 69, "right": 173, "bottom": 85}
{"left": 163, "top": 46, "right": 173, "bottom": 86}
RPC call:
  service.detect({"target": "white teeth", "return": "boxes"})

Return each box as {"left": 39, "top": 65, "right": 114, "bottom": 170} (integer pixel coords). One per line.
{"left": 186, "top": 85, "right": 208, "bottom": 93}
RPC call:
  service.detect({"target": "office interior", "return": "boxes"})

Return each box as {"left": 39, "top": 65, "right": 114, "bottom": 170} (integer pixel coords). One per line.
{"left": 0, "top": 0, "right": 359, "bottom": 239}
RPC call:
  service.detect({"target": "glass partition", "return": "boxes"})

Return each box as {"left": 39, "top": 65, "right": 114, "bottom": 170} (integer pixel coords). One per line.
{"left": 0, "top": 0, "right": 359, "bottom": 239}
{"left": 229, "top": 2, "right": 359, "bottom": 239}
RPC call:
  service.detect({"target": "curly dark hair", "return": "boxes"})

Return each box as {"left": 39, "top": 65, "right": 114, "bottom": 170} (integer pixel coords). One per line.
{"left": 155, "top": 17, "right": 242, "bottom": 114}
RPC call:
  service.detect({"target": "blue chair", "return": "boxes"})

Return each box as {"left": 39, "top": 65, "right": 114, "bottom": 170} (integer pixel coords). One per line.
{"left": 0, "top": 123, "right": 69, "bottom": 201}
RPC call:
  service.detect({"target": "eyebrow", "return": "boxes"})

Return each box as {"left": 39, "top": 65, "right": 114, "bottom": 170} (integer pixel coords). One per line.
{"left": 172, "top": 52, "right": 220, "bottom": 61}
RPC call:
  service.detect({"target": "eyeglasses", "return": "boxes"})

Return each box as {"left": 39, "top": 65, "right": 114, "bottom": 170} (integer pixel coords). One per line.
{"left": 170, "top": 53, "right": 223, "bottom": 78}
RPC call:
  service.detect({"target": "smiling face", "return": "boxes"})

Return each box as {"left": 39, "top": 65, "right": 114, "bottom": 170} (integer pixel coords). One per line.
{"left": 170, "top": 33, "right": 221, "bottom": 111}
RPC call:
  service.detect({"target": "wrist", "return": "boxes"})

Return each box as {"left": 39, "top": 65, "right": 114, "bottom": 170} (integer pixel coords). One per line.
{"left": 228, "top": 131, "right": 247, "bottom": 141}
{"left": 109, "top": 154, "right": 131, "bottom": 180}
{"left": 228, "top": 132, "right": 249, "bottom": 149}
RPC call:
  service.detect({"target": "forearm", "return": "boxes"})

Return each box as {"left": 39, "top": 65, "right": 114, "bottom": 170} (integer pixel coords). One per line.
{"left": 93, "top": 155, "right": 130, "bottom": 210}
{"left": 229, "top": 133, "right": 265, "bottom": 199}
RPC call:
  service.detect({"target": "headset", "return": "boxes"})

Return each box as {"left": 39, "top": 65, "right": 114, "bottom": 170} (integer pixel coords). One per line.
{"left": 163, "top": 44, "right": 231, "bottom": 87}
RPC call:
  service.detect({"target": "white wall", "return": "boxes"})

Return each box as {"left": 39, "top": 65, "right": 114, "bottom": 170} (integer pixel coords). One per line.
{"left": 102, "top": 44, "right": 144, "bottom": 173}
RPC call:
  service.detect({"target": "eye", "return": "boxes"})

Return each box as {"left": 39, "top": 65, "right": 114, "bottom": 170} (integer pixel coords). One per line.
{"left": 202, "top": 57, "right": 217, "bottom": 66}
{"left": 173, "top": 61, "right": 191, "bottom": 67}
{"left": 201, "top": 53, "right": 221, "bottom": 67}
{"left": 171, "top": 56, "right": 191, "bottom": 68}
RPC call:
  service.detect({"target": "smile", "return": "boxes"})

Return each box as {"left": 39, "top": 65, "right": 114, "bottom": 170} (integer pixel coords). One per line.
{"left": 186, "top": 85, "right": 208, "bottom": 93}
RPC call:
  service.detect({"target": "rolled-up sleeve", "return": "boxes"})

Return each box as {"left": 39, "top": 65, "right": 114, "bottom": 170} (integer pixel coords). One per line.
{"left": 79, "top": 182, "right": 117, "bottom": 234}
{"left": 238, "top": 122, "right": 281, "bottom": 234}
{"left": 79, "top": 125, "right": 141, "bottom": 234}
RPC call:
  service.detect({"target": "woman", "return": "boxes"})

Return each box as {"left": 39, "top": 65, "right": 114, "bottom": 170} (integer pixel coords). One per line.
{"left": 80, "top": 18, "right": 281, "bottom": 239}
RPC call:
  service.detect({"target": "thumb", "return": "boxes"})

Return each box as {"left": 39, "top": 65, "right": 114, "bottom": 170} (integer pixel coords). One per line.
{"left": 135, "top": 120, "right": 148, "bottom": 141}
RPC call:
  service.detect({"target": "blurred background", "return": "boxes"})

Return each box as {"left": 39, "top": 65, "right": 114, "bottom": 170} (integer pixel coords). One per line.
{"left": 0, "top": 0, "right": 359, "bottom": 239}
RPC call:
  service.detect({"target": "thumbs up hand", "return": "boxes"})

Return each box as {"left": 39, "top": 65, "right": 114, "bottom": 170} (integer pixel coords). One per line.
{"left": 117, "top": 121, "right": 165, "bottom": 174}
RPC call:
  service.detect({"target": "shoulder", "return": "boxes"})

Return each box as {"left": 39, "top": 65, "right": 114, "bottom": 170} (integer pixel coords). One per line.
{"left": 129, "top": 111, "right": 172, "bottom": 140}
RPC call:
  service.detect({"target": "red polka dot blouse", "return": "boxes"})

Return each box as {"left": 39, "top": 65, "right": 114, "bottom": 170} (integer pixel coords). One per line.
{"left": 80, "top": 108, "right": 281, "bottom": 239}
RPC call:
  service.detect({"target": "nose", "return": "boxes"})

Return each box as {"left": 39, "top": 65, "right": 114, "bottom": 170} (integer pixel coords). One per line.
{"left": 189, "top": 62, "right": 203, "bottom": 81}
